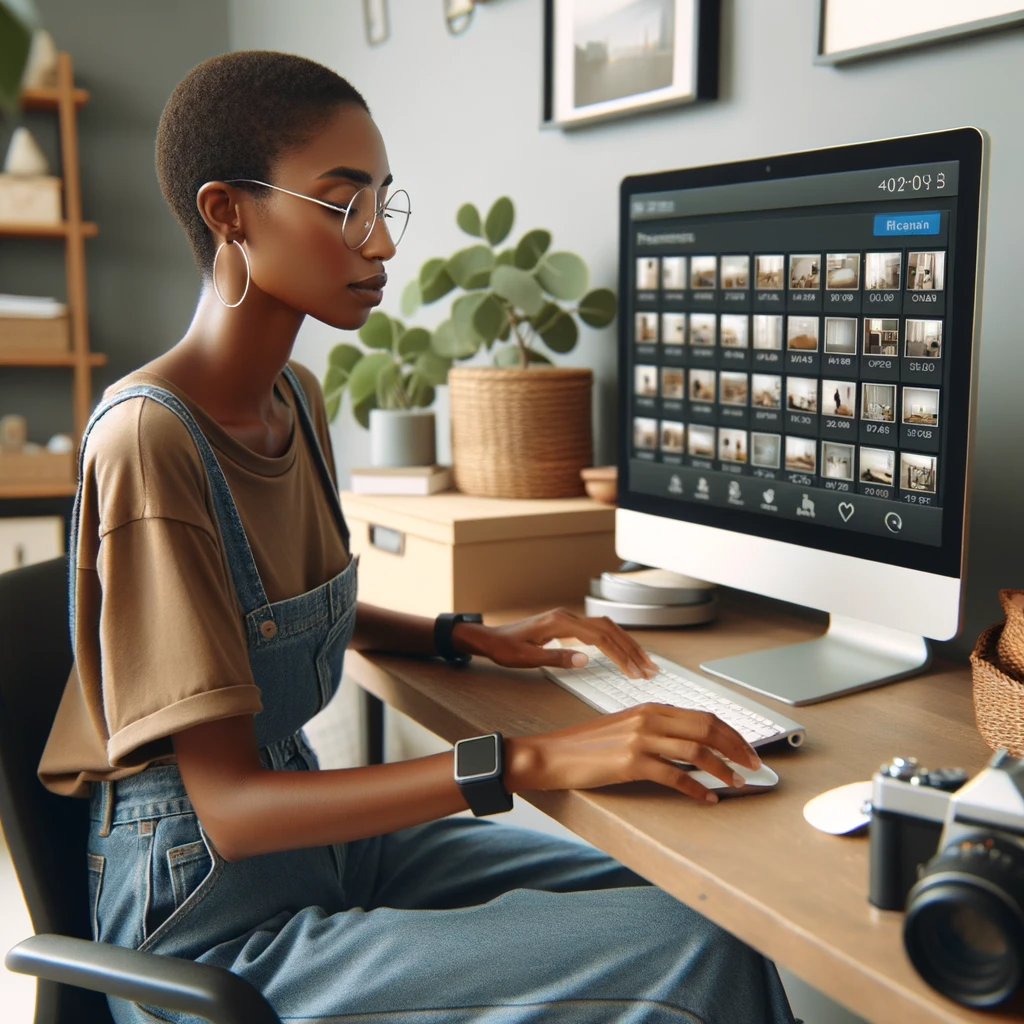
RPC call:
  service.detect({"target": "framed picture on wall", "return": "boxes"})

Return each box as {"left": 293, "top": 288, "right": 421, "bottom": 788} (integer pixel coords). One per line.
{"left": 542, "top": 0, "right": 719, "bottom": 129}
{"left": 817, "top": 0, "right": 1024, "bottom": 64}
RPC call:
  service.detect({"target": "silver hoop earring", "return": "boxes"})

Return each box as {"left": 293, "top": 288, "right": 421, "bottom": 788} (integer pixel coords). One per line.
{"left": 212, "top": 239, "right": 251, "bottom": 308}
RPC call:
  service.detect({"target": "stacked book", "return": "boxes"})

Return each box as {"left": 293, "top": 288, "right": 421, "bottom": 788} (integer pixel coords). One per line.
{"left": 585, "top": 565, "right": 717, "bottom": 627}
{"left": 349, "top": 464, "right": 453, "bottom": 496}
{"left": 0, "top": 293, "right": 68, "bottom": 352}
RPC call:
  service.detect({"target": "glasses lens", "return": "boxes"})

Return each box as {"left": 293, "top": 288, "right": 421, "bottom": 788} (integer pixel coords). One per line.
{"left": 342, "top": 186, "right": 377, "bottom": 249}
{"left": 382, "top": 189, "right": 411, "bottom": 248}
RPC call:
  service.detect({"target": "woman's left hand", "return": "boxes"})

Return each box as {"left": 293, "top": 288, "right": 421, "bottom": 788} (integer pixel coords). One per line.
{"left": 451, "top": 608, "right": 659, "bottom": 680}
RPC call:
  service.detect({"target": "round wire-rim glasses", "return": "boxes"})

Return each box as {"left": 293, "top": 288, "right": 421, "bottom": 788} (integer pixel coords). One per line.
{"left": 223, "top": 178, "right": 411, "bottom": 249}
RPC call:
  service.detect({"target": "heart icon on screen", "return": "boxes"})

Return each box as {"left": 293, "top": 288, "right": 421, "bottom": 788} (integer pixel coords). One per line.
{"left": 838, "top": 502, "right": 855, "bottom": 522}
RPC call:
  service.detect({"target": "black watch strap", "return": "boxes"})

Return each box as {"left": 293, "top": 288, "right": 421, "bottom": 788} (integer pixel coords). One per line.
{"left": 434, "top": 612, "right": 483, "bottom": 665}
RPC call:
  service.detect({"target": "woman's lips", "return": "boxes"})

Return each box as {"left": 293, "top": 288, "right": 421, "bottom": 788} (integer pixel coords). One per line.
{"left": 349, "top": 273, "right": 387, "bottom": 304}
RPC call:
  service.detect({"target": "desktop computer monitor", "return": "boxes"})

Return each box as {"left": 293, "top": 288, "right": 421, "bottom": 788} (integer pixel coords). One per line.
{"left": 616, "top": 128, "right": 988, "bottom": 705}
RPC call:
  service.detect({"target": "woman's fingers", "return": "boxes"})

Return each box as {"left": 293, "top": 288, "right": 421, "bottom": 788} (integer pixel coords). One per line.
{"left": 545, "top": 609, "right": 657, "bottom": 678}
{"left": 642, "top": 754, "right": 718, "bottom": 803}
{"left": 653, "top": 706, "right": 761, "bottom": 771}
{"left": 641, "top": 734, "right": 744, "bottom": 788}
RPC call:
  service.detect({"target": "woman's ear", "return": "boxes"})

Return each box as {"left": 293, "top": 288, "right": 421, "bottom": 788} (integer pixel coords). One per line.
{"left": 196, "top": 181, "right": 245, "bottom": 244}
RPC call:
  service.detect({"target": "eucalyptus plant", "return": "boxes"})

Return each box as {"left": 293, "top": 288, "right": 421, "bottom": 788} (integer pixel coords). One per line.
{"left": 322, "top": 312, "right": 451, "bottom": 428}
{"left": 403, "top": 197, "right": 617, "bottom": 370}
{"left": 0, "top": 0, "right": 38, "bottom": 113}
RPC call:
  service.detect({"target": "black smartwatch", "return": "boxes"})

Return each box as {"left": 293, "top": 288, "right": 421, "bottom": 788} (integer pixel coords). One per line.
{"left": 434, "top": 611, "right": 483, "bottom": 666}
{"left": 454, "top": 732, "right": 514, "bottom": 816}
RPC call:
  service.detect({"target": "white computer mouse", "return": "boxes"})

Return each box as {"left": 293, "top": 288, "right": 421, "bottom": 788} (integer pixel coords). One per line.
{"left": 802, "top": 780, "right": 872, "bottom": 835}
{"left": 683, "top": 760, "right": 779, "bottom": 797}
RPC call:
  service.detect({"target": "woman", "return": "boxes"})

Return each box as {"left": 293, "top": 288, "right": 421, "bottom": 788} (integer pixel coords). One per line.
{"left": 40, "top": 52, "right": 795, "bottom": 1024}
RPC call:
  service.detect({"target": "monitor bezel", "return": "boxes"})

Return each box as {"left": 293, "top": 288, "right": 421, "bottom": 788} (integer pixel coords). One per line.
{"left": 617, "top": 127, "right": 985, "bottom": 581}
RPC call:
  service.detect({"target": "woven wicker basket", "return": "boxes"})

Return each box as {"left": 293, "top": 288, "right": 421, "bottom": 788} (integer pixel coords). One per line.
{"left": 971, "top": 589, "right": 1024, "bottom": 758}
{"left": 448, "top": 366, "right": 592, "bottom": 499}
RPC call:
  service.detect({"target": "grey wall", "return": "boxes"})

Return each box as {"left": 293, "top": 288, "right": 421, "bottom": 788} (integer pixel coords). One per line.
{"left": 230, "top": 0, "right": 1024, "bottom": 669}
{"left": 0, "top": 0, "right": 230, "bottom": 451}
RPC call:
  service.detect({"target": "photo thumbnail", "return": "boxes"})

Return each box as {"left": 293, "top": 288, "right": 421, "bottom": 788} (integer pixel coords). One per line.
{"left": 859, "top": 446, "right": 894, "bottom": 485}
{"left": 755, "top": 255, "right": 785, "bottom": 289}
{"left": 902, "top": 387, "right": 940, "bottom": 426}
{"left": 861, "top": 383, "right": 896, "bottom": 422}
{"left": 688, "top": 424, "right": 716, "bottom": 458}
{"left": 823, "top": 380, "right": 856, "bottom": 418}
{"left": 753, "top": 314, "right": 783, "bottom": 350}
{"left": 751, "top": 374, "right": 782, "bottom": 408}
{"left": 662, "top": 312, "right": 686, "bottom": 345}
{"left": 865, "top": 252, "right": 901, "bottom": 291}
{"left": 660, "top": 421, "right": 685, "bottom": 454}
{"left": 824, "top": 317, "right": 857, "bottom": 354}
{"left": 719, "top": 428, "right": 748, "bottom": 463}
{"left": 719, "top": 371, "right": 749, "bottom": 406}
{"left": 689, "top": 313, "right": 716, "bottom": 346}
{"left": 634, "top": 365, "right": 658, "bottom": 397}
{"left": 633, "top": 417, "right": 658, "bottom": 450}
{"left": 785, "top": 436, "right": 816, "bottom": 473}
{"left": 691, "top": 256, "right": 717, "bottom": 289}
{"left": 790, "top": 255, "right": 820, "bottom": 290}
{"left": 787, "top": 376, "right": 819, "bottom": 413}
{"left": 822, "top": 441, "right": 854, "bottom": 481}
{"left": 635, "top": 311, "right": 658, "bottom": 344}
{"left": 901, "top": 452, "right": 937, "bottom": 493}
{"left": 905, "top": 319, "right": 943, "bottom": 359}
{"left": 907, "top": 251, "right": 946, "bottom": 291}
{"left": 751, "top": 432, "right": 781, "bottom": 469}
{"left": 636, "top": 257, "right": 659, "bottom": 291}
{"left": 826, "top": 253, "right": 861, "bottom": 290}
{"left": 662, "top": 256, "right": 687, "bottom": 290}
{"left": 720, "top": 314, "right": 749, "bottom": 348}
{"left": 721, "top": 255, "right": 750, "bottom": 289}
{"left": 688, "top": 368, "right": 716, "bottom": 401}
{"left": 864, "top": 318, "right": 899, "bottom": 355}
{"left": 787, "top": 315, "right": 819, "bottom": 351}
{"left": 661, "top": 366, "right": 685, "bottom": 400}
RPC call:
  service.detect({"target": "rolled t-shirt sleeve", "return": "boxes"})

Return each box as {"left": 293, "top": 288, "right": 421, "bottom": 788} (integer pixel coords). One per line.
{"left": 97, "top": 514, "right": 263, "bottom": 766}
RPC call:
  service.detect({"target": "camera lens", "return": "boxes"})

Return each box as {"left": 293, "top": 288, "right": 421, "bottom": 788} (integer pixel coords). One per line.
{"left": 905, "top": 835, "right": 1024, "bottom": 1008}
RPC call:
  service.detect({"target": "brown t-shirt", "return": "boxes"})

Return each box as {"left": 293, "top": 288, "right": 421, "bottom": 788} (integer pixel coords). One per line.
{"left": 38, "top": 361, "right": 350, "bottom": 798}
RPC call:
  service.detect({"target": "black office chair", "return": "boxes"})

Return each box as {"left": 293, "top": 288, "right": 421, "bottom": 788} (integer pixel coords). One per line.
{"left": 0, "top": 557, "right": 279, "bottom": 1024}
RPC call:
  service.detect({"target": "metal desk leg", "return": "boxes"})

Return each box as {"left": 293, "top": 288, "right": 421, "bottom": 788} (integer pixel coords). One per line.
{"left": 362, "top": 689, "right": 385, "bottom": 765}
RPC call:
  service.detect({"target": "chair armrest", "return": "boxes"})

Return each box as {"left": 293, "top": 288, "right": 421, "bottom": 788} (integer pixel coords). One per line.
{"left": 5, "top": 934, "right": 280, "bottom": 1024}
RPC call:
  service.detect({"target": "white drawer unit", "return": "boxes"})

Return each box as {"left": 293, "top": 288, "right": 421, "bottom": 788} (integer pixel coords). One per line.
{"left": 0, "top": 516, "right": 64, "bottom": 573}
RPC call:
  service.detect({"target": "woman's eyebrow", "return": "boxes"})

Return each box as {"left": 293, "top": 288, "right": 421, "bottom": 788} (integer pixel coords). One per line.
{"left": 318, "top": 166, "right": 394, "bottom": 188}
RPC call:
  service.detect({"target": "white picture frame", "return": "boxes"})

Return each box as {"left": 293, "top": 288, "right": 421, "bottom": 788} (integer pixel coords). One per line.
{"left": 363, "top": 0, "right": 390, "bottom": 47}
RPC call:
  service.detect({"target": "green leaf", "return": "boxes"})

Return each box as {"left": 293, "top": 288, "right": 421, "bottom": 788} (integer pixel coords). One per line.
{"left": 514, "top": 229, "right": 552, "bottom": 270}
{"left": 484, "top": 196, "right": 515, "bottom": 246}
{"left": 359, "top": 310, "right": 395, "bottom": 349}
{"left": 400, "top": 278, "right": 422, "bottom": 317}
{"left": 447, "top": 244, "right": 495, "bottom": 290}
{"left": 536, "top": 251, "right": 590, "bottom": 301}
{"left": 376, "top": 360, "right": 405, "bottom": 408}
{"left": 491, "top": 265, "right": 545, "bottom": 317}
{"left": 578, "top": 287, "right": 617, "bottom": 328}
{"left": 0, "top": 4, "right": 33, "bottom": 116}
{"left": 534, "top": 306, "right": 578, "bottom": 354}
{"left": 452, "top": 292, "right": 489, "bottom": 347}
{"left": 493, "top": 345, "right": 552, "bottom": 368}
{"left": 431, "top": 318, "right": 478, "bottom": 359}
{"left": 456, "top": 203, "right": 482, "bottom": 237}
{"left": 495, "top": 248, "right": 515, "bottom": 267}
{"left": 352, "top": 393, "right": 377, "bottom": 429}
{"left": 327, "top": 342, "right": 363, "bottom": 374}
{"left": 472, "top": 293, "right": 507, "bottom": 344}
{"left": 405, "top": 375, "right": 436, "bottom": 408}
{"left": 325, "top": 389, "right": 341, "bottom": 422}
{"left": 412, "top": 350, "right": 452, "bottom": 387}
{"left": 419, "top": 258, "right": 456, "bottom": 303}
{"left": 347, "top": 351, "right": 395, "bottom": 406}
{"left": 397, "top": 326, "right": 431, "bottom": 360}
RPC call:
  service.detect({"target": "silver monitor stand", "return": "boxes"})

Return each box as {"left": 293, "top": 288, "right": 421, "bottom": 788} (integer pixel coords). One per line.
{"left": 700, "top": 614, "right": 931, "bottom": 706}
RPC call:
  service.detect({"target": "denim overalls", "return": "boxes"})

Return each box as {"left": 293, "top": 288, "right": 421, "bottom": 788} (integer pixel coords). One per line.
{"left": 77, "top": 368, "right": 795, "bottom": 1024}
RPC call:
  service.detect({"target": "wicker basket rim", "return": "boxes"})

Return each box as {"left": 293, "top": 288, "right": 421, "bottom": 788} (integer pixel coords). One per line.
{"left": 448, "top": 366, "right": 593, "bottom": 381}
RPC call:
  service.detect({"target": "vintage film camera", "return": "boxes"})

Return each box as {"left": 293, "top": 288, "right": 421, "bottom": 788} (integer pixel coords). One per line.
{"left": 869, "top": 750, "right": 1024, "bottom": 1009}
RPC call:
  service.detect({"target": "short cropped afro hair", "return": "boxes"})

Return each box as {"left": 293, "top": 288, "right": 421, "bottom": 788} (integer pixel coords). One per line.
{"left": 156, "top": 50, "right": 369, "bottom": 272}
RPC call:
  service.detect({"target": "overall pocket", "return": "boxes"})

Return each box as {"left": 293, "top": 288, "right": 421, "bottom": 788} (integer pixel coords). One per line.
{"left": 86, "top": 853, "right": 105, "bottom": 940}
{"left": 144, "top": 813, "right": 217, "bottom": 942}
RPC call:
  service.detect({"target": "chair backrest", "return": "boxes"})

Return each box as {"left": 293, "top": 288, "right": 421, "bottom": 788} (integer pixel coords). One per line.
{"left": 0, "top": 556, "right": 113, "bottom": 1024}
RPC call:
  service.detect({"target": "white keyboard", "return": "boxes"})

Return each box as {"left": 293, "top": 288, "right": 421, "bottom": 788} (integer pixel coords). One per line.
{"left": 542, "top": 645, "right": 805, "bottom": 750}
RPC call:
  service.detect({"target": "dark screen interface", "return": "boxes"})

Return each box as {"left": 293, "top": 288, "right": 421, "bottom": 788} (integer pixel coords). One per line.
{"left": 627, "top": 161, "right": 959, "bottom": 548}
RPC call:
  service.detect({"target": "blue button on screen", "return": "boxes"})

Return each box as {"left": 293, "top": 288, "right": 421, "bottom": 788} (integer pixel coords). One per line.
{"left": 873, "top": 212, "right": 941, "bottom": 236}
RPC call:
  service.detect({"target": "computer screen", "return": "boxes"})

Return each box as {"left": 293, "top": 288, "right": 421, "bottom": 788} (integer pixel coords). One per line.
{"left": 618, "top": 129, "right": 985, "bottom": 583}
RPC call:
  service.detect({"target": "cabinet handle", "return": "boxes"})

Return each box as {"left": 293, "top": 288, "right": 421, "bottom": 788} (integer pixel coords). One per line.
{"left": 369, "top": 523, "right": 405, "bottom": 556}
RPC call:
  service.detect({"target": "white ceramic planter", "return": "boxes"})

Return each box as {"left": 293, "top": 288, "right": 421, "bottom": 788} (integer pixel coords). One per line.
{"left": 369, "top": 408, "right": 436, "bottom": 468}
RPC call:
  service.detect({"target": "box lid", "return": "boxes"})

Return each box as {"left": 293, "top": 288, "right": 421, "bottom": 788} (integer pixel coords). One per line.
{"left": 339, "top": 491, "right": 614, "bottom": 545}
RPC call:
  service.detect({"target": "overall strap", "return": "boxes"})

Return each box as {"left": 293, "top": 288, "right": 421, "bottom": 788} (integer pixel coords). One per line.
{"left": 68, "top": 384, "right": 273, "bottom": 646}
{"left": 280, "top": 365, "right": 351, "bottom": 553}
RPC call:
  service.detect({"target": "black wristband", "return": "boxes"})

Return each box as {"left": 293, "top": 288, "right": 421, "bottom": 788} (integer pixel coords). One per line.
{"left": 434, "top": 612, "right": 483, "bottom": 665}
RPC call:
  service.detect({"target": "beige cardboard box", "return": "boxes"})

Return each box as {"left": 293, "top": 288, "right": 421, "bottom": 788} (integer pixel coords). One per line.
{"left": 0, "top": 175, "right": 62, "bottom": 225}
{"left": 0, "top": 314, "right": 69, "bottom": 352}
{"left": 341, "top": 491, "right": 618, "bottom": 617}
{"left": 0, "top": 450, "right": 74, "bottom": 486}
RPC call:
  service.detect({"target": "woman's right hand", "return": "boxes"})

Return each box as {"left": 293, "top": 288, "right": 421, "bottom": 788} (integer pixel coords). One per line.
{"left": 505, "top": 704, "right": 762, "bottom": 804}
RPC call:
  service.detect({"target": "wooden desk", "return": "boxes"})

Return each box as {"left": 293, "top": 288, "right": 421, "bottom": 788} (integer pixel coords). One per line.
{"left": 347, "top": 593, "right": 1019, "bottom": 1024}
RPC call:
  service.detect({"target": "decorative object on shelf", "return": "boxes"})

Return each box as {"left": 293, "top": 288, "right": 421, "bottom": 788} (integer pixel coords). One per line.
{"left": 580, "top": 465, "right": 617, "bottom": 505}
{"left": 444, "top": 0, "right": 485, "bottom": 36}
{"left": 362, "top": 0, "right": 390, "bottom": 46}
{"left": 5, "top": 125, "right": 47, "bottom": 174}
{"left": 403, "top": 195, "right": 616, "bottom": 498}
{"left": 542, "top": 0, "right": 719, "bottom": 130}
{"left": 0, "top": 412, "right": 73, "bottom": 487}
{"left": 0, "top": 413, "right": 27, "bottom": 452}
{"left": 368, "top": 408, "right": 436, "bottom": 468}
{"left": 0, "top": 124, "right": 61, "bottom": 223}
{"left": 971, "top": 589, "right": 1024, "bottom": 758}
{"left": 817, "top": 0, "right": 1024, "bottom": 64}
{"left": 0, "top": 0, "right": 37, "bottom": 112}
{"left": 45, "top": 432, "right": 73, "bottom": 453}
{"left": 21, "top": 27, "right": 58, "bottom": 88}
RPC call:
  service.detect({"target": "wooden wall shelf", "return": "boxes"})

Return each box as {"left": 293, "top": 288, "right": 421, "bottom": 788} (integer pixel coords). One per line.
{"left": 0, "top": 222, "right": 98, "bottom": 238}
{"left": 0, "top": 480, "right": 77, "bottom": 499}
{"left": 0, "top": 351, "right": 106, "bottom": 367}
{"left": 20, "top": 86, "right": 90, "bottom": 111}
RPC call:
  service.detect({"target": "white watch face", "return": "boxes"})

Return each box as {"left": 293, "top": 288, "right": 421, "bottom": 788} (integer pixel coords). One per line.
{"left": 455, "top": 735, "right": 498, "bottom": 782}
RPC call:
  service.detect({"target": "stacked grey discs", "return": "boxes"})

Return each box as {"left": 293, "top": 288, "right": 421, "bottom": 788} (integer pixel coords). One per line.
{"left": 585, "top": 568, "right": 717, "bottom": 627}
